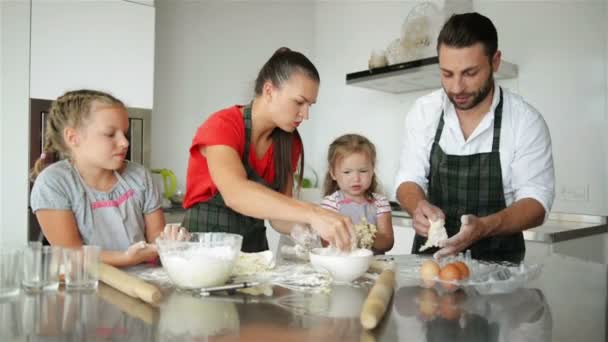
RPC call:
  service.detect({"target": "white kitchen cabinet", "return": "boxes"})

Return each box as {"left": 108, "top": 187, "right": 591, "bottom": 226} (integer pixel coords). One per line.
{"left": 387, "top": 215, "right": 415, "bottom": 255}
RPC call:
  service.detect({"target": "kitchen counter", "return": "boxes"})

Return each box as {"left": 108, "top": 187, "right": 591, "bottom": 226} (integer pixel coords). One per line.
{"left": 392, "top": 209, "right": 607, "bottom": 244}
{"left": 1, "top": 245, "right": 605, "bottom": 341}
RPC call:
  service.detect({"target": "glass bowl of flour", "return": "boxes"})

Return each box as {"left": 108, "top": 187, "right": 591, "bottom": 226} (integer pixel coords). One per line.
{"left": 157, "top": 233, "right": 243, "bottom": 289}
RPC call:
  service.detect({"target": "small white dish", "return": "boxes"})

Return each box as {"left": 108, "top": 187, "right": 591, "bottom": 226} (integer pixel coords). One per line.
{"left": 309, "top": 247, "right": 373, "bottom": 283}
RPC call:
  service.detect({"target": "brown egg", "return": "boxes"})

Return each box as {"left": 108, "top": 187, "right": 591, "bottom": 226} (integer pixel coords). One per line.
{"left": 420, "top": 259, "right": 440, "bottom": 287}
{"left": 452, "top": 261, "right": 470, "bottom": 280}
{"left": 439, "top": 264, "right": 462, "bottom": 291}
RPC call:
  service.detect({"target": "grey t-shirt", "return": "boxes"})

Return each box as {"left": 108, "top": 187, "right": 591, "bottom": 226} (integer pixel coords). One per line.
{"left": 30, "top": 160, "right": 161, "bottom": 251}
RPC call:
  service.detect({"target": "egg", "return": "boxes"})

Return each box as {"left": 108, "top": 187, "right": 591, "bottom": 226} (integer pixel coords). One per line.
{"left": 452, "top": 261, "right": 470, "bottom": 280}
{"left": 438, "top": 264, "right": 462, "bottom": 291}
{"left": 419, "top": 259, "right": 440, "bottom": 287}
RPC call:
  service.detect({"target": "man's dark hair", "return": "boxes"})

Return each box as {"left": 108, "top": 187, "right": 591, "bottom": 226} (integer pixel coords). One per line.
{"left": 436, "top": 12, "right": 498, "bottom": 59}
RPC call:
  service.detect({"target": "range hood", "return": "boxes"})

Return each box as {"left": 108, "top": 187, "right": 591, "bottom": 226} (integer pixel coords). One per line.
{"left": 346, "top": 56, "right": 518, "bottom": 94}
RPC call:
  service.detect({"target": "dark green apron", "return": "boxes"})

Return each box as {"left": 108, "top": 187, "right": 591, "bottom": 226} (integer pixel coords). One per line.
{"left": 413, "top": 88, "right": 525, "bottom": 263}
{"left": 182, "top": 105, "right": 277, "bottom": 252}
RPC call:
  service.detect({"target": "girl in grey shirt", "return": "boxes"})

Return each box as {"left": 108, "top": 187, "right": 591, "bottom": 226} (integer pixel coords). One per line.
{"left": 30, "top": 89, "right": 165, "bottom": 268}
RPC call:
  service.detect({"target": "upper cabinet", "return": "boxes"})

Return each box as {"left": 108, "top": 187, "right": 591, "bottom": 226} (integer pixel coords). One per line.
{"left": 345, "top": 56, "right": 518, "bottom": 94}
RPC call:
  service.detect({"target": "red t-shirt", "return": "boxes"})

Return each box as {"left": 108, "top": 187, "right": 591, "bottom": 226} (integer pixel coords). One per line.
{"left": 183, "top": 105, "right": 303, "bottom": 208}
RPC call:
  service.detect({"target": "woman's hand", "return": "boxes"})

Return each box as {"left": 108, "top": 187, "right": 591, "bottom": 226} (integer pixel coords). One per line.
{"left": 307, "top": 207, "right": 354, "bottom": 251}
{"left": 159, "top": 223, "right": 191, "bottom": 241}
{"left": 125, "top": 241, "right": 158, "bottom": 264}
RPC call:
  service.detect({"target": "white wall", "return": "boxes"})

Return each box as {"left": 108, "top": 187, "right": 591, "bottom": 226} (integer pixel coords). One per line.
{"left": 0, "top": 1, "right": 31, "bottom": 247}
{"left": 152, "top": 1, "right": 315, "bottom": 188}
{"left": 0, "top": 3, "right": 3, "bottom": 234}
{"left": 311, "top": 2, "right": 419, "bottom": 197}
{"left": 474, "top": 0, "right": 608, "bottom": 213}
{"left": 30, "top": 0, "right": 154, "bottom": 108}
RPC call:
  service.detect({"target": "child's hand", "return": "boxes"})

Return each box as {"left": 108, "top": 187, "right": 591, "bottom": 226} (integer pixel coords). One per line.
{"left": 125, "top": 241, "right": 158, "bottom": 263}
{"left": 308, "top": 207, "right": 353, "bottom": 251}
{"left": 160, "top": 223, "right": 190, "bottom": 241}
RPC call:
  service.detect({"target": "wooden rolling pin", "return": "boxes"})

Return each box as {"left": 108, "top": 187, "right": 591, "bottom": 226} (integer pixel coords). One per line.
{"left": 97, "top": 283, "right": 160, "bottom": 325}
{"left": 98, "top": 263, "right": 162, "bottom": 304}
{"left": 360, "top": 268, "right": 396, "bottom": 330}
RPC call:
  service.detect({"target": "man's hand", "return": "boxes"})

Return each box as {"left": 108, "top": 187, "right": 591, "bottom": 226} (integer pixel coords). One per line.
{"left": 413, "top": 200, "right": 445, "bottom": 237}
{"left": 434, "top": 214, "right": 488, "bottom": 259}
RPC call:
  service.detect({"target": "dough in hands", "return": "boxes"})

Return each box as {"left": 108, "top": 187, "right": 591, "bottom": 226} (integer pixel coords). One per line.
{"left": 354, "top": 217, "right": 377, "bottom": 249}
{"left": 419, "top": 218, "right": 448, "bottom": 252}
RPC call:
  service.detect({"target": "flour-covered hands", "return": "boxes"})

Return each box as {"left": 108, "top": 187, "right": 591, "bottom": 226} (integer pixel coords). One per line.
{"left": 413, "top": 200, "right": 445, "bottom": 237}
{"left": 125, "top": 240, "right": 158, "bottom": 263}
{"left": 160, "top": 223, "right": 191, "bottom": 241}
{"left": 308, "top": 207, "right": 354, "bottom": 251}
{"left": 433, "top": 214, "right": 487, "bottom": 259}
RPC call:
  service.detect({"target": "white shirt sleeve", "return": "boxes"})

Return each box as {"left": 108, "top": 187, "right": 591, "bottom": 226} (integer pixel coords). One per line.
{"left": 393, "top": 96, "right": 439, "bottom": 198}
{"left": 510, "top": 107, "right": 555, "bottom": 217}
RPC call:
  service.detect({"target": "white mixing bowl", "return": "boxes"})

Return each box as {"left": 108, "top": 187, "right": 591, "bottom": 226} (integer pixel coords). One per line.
{"left": 309, "top": 247, "right": 373, "bottom": 283}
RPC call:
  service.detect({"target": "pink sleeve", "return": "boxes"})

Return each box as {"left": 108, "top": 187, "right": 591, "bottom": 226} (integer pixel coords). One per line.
{"left": 374, "top": 193, "right": 391, "bottom": 215}
{"left": 320, "top": 195, "right": 338, "bottom": 212}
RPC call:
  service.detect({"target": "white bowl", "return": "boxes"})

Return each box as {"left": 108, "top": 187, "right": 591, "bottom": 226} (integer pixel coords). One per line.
{"left": 156, "top": 233, "right": 243, "bottom": 289}
{"left": 309, "top": 248, "right": 373, "bottom": 283}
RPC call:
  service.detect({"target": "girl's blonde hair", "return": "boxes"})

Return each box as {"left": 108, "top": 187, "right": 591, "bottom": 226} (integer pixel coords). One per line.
{"left": 323, "top": 134, "right": 378, "bottom": 198}
{"left": 30, "top": 89, "right": 125, "bottom": 180}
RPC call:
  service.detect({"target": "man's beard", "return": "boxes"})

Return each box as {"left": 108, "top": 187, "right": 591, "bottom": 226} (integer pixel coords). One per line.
{"left": 446, "top": 74, "right": 494, "bottom": 111}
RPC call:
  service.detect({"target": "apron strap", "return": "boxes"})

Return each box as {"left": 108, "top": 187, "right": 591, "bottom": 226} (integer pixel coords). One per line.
{"left": 242, "top": 105, "right": 254, "bottom": 166}
{"left": 433, "top": 115, "right": 445, "bottom": 144}
{"left": 491, "top": 88, "right": 504, "bottom": 153}
{"left": 241, "top": 105, "right": 279, "bottom": 191}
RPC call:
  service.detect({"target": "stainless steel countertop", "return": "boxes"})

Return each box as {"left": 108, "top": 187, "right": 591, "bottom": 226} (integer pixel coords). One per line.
{"left": 1, "top": 246, "right": 606, "bottom": 341}
{"left": 392, "top": 210, "right": 607, "bottom": 243}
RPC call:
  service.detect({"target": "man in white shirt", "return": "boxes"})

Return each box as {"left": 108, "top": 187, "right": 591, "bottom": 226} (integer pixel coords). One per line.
{"left": 394, "top": 12, "right": 555, "bottom": 262}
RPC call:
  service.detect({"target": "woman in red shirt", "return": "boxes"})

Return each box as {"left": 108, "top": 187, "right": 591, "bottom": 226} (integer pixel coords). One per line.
{"left": 182, "top": 47, "right": 353, "bottom": 252}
